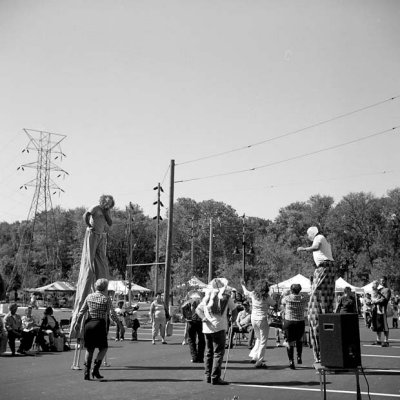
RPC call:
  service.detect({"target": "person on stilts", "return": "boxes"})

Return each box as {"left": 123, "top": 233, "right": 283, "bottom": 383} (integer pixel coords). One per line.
{"left": 297, "top": 226, "right": 335, "bottom": 364}
{"left": 69, "top": 195, "right": 115, "bottom": 370}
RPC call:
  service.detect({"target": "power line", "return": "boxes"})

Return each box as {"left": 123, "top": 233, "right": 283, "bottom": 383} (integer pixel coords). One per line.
{"left": 161, "top": 164, "right": 171, "bottom": 186}
{"left": 177, "top": 95, "right": 399, "bottom": 166}
{"left": 175, "top": 126, "right": 399, "bottom": 184}
{"left": 264, "top": 170, "right": 396, "bottom": 190}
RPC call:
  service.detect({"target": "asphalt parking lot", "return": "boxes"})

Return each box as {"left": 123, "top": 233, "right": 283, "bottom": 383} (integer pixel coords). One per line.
{"left": 1, "top": 306, "right": 399, "bottom": 400}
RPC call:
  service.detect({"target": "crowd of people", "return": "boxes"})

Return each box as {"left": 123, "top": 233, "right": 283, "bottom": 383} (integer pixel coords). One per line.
{"left": 1, "top": 219, "right": 398, "bottom": 387}
{"left": 1, "top": 273, "right": 397, "bottom": 385}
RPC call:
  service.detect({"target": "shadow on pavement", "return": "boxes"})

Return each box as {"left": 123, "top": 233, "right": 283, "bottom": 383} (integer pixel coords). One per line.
{"left": 106, "top": 365, "right": 205, "bottom": 370}
{"left": 99, "top": 378, "right": 203, "bottom": 383}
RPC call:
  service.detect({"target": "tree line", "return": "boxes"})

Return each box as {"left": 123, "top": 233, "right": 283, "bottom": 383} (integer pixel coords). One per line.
{"left": 1, "top": 188, "right": 399, "bottom": 299}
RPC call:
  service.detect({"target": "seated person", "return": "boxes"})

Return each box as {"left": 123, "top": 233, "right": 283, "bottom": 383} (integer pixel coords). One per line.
{"left": 21, "top": 305, "right": 40, "bottom": 351}
{"left": 37, "top": 306, "right": 66, "bottom": 351}
{"left": 4, "top": 303, "right": 32, "bottom": 355}
{"left": 228, "top": 301, "right": 252, "bottom": 348}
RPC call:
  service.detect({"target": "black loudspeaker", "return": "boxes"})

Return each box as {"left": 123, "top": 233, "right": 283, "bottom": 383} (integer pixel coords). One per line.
{"left": 319, "top": 313, "right": 361, "bottom": 368}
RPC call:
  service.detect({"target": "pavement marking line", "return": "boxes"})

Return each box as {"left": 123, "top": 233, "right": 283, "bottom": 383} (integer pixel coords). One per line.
{"left": 233, "top": 384, "right": 400, "bottom": 398}
{"left": 362, "top": 354, "right": 400, "bottom": 358}
{"left": 365, "top": 369, "right": 400, "bottom": 373}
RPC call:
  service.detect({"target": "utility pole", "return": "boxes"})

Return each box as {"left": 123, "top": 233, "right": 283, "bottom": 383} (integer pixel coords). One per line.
{"left": 208, "top": 217, "right": 213, "bottom": 282}
{"left": 233, "top": 214, "right": 254, "bottom": 281}
{"left": 153, "top": 183, "right": 164, "bottom": 294}
{"left": 190, "top": 217, "right": 195, "bottom": 276}
{"left": 126, "top": 202, "right": 134, "bottom": 306}
{"left": 241, "top": 214, "right": 246, "bottom": 281}
{"left": 11, "top": 129, "right": 68, "bottom": 290}
{"left": 164, "top": 160, "right": 175, "bottom": 308}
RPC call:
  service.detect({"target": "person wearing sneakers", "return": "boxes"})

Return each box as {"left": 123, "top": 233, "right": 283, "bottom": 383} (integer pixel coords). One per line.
{"left": 281, "top": 284, "right": 308, "bottom": 369}
{"left": 149, "top": 292, "right": 168, "bottom": 345}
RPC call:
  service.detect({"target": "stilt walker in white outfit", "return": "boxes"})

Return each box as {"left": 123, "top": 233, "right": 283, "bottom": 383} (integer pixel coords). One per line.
{"left": 69, "top": 195, "right": 115, "bottom": 370}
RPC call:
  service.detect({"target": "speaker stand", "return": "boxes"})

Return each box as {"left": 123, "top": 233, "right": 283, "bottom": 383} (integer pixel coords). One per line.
{"left": 315, "top": 364, "right": 362, "bottom": 400}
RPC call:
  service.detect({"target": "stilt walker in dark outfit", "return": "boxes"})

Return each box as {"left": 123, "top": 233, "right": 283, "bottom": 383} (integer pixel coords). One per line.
{"left": 297, "top": 226, "right": 335, "bottom": 363}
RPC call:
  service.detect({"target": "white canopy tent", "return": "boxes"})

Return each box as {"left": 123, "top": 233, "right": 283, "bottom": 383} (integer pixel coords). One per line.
{"left": 108, "top": 280, "right": 128, "bottom": 294}
{"left": 269, "top": 274, "right": 312, "bottom": 293}
{"left": 335, "top": 277, "right": 363, "bottom": 294}
{"left": 131, "top": 283, "right": 151, "bottom": 292}
{"left": 108, "top": 280, "right": 150, "bottom": 294}
{"left": 361, "top": 281, "right": 383, "bottom": 293}
{"left": 31, "top": 281, "right": 76, "bottom": 293}
{"left": 269, "top": 275, "right": 364, "bottom": 295}
{"left": 177, "top": 276, "right": 208, "bottom": 289}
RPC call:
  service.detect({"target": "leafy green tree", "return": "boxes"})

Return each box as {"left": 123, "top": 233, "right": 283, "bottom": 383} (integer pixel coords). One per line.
{"left": 329, "top": 192, "right": 384, "bottom": 285}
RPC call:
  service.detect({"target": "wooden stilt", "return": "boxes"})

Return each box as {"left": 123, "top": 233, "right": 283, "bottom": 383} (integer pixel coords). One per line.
{"left": 71, "top": 340, "right": 82, "bottom": 370}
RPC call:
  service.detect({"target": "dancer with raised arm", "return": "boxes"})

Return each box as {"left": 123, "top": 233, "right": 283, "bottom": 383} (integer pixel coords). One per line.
{"left": 240, "top": 278, "right": 275, "bottom": 369}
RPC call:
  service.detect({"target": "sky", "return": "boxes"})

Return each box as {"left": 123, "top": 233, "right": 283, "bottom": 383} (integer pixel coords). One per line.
{"left": 1, "top": 0, "right": 400, "bottom": 224}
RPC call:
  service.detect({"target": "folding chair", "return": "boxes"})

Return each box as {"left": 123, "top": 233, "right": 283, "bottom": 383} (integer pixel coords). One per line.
{"left": 60, "top": 318, "right": 72, "bottom": 347}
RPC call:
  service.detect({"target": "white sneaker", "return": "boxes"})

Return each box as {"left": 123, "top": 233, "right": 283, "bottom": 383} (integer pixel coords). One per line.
{"left": 152, "top": 340, "right": 155, "bottom": 345}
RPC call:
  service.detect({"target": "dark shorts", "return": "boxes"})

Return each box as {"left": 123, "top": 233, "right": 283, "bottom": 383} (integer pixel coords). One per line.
{"left": 372, "top": 314, "right": 387, "bottom": 333}
{"left": 84, "top": 318, "right": 108, "bottom": 349}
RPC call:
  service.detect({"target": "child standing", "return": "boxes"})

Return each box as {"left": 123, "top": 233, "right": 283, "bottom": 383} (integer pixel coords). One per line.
{"left": 392, "top": 303, "right": 398, "bottom": 329}
{"left": 125, "top": 304, "right": 140, "bottom": 341}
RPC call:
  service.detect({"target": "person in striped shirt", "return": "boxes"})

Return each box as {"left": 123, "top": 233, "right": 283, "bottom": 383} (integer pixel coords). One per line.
{"left": 281, "top": 284, "right": 309, "bottom": 369}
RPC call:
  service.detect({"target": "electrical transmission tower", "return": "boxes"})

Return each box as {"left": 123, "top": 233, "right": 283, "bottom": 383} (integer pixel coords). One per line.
{"left": 10, "top": 129, "right": 68, "bottom": 290}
